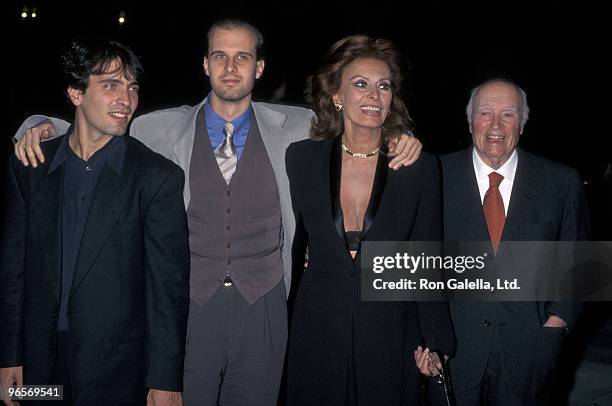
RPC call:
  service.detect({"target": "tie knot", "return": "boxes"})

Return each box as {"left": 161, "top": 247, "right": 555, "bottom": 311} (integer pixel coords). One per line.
{"left": 488, "top": 172, "right": 504, "bottom": 188}
{"left": 223, "top": 122, "right": 235, "bottom": 139}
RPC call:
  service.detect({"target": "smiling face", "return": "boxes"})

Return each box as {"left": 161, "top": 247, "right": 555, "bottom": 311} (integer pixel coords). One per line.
{"left": 470, "top": 81, "right": 523, "bottom": 169}
{"left": 332, "top": 57, "right": 392, "bottom": 135}
{"left": 203, "top": 26, "right": 264, "bottom": 106}
{"left": 69, "top": 58, "right": 139, "bottom": 139}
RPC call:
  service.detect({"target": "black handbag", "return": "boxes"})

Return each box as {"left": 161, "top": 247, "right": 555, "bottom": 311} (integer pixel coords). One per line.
{"left": 418, "top": 351, "right": 456, "bottom": 406}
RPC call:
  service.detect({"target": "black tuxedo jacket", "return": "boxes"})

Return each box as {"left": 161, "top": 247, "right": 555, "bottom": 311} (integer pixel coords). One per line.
{"left": 285, "top": 138, "right": 455, "bottom": 405}
{"left": 442, "top": 147, "right": 590, "bottom": 399}
{"left": 0, "top": 135, "right": 190, "bottom": 404}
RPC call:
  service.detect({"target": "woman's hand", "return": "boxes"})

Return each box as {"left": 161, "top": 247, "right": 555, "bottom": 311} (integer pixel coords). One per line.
{"left": 414, "top": 346, "right": 447, "bottom": 377}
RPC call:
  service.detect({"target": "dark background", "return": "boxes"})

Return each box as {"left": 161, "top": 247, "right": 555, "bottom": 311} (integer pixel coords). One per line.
{"left": 3, "top": 0, "right": 611, "bottom": 400}
{"left": 6, "top": 0, "right": 609, "bottom": 233}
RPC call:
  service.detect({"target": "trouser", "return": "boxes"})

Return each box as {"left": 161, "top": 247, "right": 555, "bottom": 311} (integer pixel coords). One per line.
{"left": 453, "top": 328, "right": 551, "bottom": 406}
{"left": 48, "top": 331, "right": 73, "bottom": 405}
{"left": 183, "top": 280, "right": 288, "bottom": 406}
{"left": 568, "top": 361, "right": 612, "bottom": 406}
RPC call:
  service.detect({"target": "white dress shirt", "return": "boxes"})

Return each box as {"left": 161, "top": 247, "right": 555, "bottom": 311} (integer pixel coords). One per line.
{"left": 472, "top": 147, "right": 518, "bottom": 216}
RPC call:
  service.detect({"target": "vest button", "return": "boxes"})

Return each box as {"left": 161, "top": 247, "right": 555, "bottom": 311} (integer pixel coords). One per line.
{"left": 226, "top": 190, "right": 231, "bottom": 196}
{"left": 227, "top": 259, "right": 232, "bottom": 265}
{"left": 226, "top": 225, "right": 231, "bottom": 231}
{"left": 226, "top": 243, "right": 231, "bottom": 248}
{"left": 226, "top": 208, "right": 231, "bottom": 214}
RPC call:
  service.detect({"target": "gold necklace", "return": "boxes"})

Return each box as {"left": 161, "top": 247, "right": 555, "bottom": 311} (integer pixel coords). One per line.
{"left": 341, "top": 142, "right": 380, "bottom": 158}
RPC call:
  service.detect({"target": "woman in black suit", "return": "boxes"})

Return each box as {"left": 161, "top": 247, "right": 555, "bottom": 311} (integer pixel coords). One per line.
{"left": 285, "top": 35, "right": 455, "bottom": 405}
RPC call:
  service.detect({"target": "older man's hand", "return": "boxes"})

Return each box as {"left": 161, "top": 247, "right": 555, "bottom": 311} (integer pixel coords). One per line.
{"left": 543, "top": 315, "right": 567, "bottom": 328}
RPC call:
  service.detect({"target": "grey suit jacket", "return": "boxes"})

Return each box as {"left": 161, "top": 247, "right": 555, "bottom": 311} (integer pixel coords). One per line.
{"left": 16, "top": 100, "right": 314, "bottom": 295}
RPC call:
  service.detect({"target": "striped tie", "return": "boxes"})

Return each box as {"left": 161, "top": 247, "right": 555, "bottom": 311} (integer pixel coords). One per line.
{"left": 215, "top": 122, "right": 237, "bottom": 184}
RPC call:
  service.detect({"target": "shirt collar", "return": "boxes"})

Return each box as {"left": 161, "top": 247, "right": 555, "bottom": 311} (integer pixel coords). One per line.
{"left": 203, "top": 94, "right": 253, "bottom": 129}
{"left": 48, "top": 133, "right": 71, "bottom": 174}
{"left": 472, "top": 146, "right": 518, "bottom": 183}
{"left": 48, "top": 131, "right": 126, "bottom": 175}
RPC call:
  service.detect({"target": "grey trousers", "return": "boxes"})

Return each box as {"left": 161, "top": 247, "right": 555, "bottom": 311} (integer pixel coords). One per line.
{"left": 183, "top": 280, "right": 288, "bottom": 406}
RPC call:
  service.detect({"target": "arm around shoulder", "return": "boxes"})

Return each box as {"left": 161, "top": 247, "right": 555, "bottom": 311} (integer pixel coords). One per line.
{"left": 14, "top": 115, "right": 69, "bottom": 142}
{"left": 13, "top": 115, "right": 69, "bottom": 167}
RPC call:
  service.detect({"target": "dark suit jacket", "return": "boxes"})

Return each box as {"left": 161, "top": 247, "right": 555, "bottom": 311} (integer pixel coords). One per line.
{"left": 0, "top": 135, "right": 190, "bottom": 404}
{"left": 442, "top": 147, "right": 590, "bottom": 399}
{"left": 285, "top": 138, "right": 455, "bottom": 406}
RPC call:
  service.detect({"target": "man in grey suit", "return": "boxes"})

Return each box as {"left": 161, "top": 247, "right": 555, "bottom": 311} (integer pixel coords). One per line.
{"left": 441, "top": 79, "right": 590, "bottom": 405}
{"left": 13, "top": 19, "right": 421, "bottom": 405}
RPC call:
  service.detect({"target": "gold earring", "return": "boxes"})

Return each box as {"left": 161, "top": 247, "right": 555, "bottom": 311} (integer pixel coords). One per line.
{"left": 334, "top": 102, "right": 343, "bottom": 112}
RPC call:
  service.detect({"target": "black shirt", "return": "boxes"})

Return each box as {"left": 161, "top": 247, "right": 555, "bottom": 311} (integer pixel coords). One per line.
{"left": 48, "top": 134, "right": 126, "bottom": 330}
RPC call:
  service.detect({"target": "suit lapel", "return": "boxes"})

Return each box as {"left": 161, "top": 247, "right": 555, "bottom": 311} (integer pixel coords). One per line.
{"left": 449, "top": 148, "right": 490, "bottom": 242}
{"left": 252, "top": 103, "right": 299, "bottom": 254}
{"left": 500, "top": 149, "right": 538, "bottom": 246}
{"left": 362, "top": 147, "right": 389, "bottom": 239}
{"left": 31, "top": 165, "right": 63, "bottom": 299}
{"left": 168, "top": 100, "right": 205, "bottom": 207}
{"left": 329, "top": 137, "right": 345, "bottom": 246}
{"left": 252, "top": 103, "right": 293, "bottom": 199}
{"left": 70, "top": 158, "right": 127, "bottom": 297}
{"left": 329, "top": 137, "right": 389, "bottom": 245}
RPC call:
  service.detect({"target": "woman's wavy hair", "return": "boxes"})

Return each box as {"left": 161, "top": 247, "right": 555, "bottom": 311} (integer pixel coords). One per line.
{"left": 307, "top": 35, "right": 413, "bottom": 141}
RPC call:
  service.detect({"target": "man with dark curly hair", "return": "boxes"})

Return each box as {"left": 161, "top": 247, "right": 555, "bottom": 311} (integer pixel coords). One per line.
{"left": 0, "top": 38, "right": 190, "bottom": 405}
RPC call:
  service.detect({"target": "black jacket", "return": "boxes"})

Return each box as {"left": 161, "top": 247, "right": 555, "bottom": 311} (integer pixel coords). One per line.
{"left": 285, "top": 138, "right": 455, "bottom": 406}
{"left": 442, "top": 147, "right": 590, "bottom": 398}
{"left": 0, "top": 135, "right": 190, "bottom": 404}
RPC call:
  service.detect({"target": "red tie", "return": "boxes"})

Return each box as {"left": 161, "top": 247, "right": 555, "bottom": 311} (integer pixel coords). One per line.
{"left": 483, "top": 172, "right": 505, "bottom": 253}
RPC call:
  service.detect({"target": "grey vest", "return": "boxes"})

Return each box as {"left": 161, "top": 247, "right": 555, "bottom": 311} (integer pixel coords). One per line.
{"left": 187, "top": 109, "right": 283, "bottom": 306}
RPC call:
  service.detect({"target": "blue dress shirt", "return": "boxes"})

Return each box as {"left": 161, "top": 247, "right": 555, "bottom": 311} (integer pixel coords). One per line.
{"left": 204, "top": 96, "right": 253, "bottom": 160}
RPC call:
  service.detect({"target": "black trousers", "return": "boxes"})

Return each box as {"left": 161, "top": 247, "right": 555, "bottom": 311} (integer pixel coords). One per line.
{"left": 453, "top": 328, "right": 551, "bottom": 406}
{"left": 48, "top": 331, "right": 73, "bottom": 405}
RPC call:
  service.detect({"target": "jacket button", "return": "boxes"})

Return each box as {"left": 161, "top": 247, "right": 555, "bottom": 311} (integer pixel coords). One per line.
{"left": 483, "top": 319, "right": 492, "bottom": 326}
{"left": 48, "top": 345, "right": 55, "bottom": 354}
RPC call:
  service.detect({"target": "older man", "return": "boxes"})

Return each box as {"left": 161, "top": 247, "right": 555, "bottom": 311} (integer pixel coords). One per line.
{"left": 441, "top": 79, "right": 590, "bottom": 405}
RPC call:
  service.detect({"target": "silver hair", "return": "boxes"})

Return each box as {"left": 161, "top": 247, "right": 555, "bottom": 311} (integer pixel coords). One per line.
{"left": 466, "top": 79, "right": 530, "bottom": 131}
